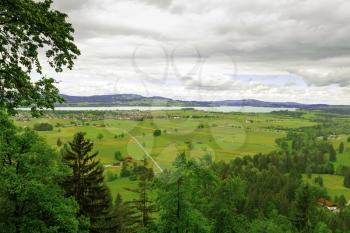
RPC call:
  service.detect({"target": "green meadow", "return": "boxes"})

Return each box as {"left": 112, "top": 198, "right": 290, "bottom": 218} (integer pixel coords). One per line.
{"left": 304, "top": 174, "right": 350, "bottom": 200}
{"left": 15, "top": 110, "right": 316, "bottom": 167}
{"left": 15, "top": 109, "right": 332, "bottom": 199}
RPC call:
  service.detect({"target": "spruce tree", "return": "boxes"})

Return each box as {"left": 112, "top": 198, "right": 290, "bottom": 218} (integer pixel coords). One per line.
{"left": 339, "top": 142, "right": 345, "bottom": 154}
{"left": 62, "top": 132, "right": 115, "bottom": 233}
{"left": 292, "top": 184, "right": 315, "bottom": 233}
{"left": 113, "top": 193, "right": 139, "bottom": 233}
{"left": 57, "top": 137, "right": 62, "bottom": 147}
{"left": 156, "top": 153, "right": 210, "bottom": 233}
{"left": 329, "top": 145, "right": 337, "bottom": 162}
{"left": 344, "top": 169, "right": 350, "bottom": 188}
{"left": 126, "top": 159, "right": 157, "bottom": 230}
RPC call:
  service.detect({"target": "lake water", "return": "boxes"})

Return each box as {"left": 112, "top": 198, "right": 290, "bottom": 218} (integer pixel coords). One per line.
{"left": 28, "top": 106, "right": 296, "bottom": 113}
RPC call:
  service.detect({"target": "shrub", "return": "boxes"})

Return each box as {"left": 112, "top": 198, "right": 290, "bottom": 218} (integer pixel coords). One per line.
{"left": 33, "top": 123, "right": 53, "bottom": 131}
{"left": 97, "top": 133, "right": 104, "bottom": 140}
{"left": 114, "top": 151, "right": 123, "bottom": 161}
{"left": 106, "top": 171, "right": 118, "bottom": 182}
{"left": 153, "top": 129, "right": 161, "bottom": 137}
{"left": 314, "top": 176, "right": 323, "bottom": 187}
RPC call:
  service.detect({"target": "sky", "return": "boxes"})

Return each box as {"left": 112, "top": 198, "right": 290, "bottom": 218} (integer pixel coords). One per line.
{"left": 43, "top": 0, "right": 350, "bottom": 104}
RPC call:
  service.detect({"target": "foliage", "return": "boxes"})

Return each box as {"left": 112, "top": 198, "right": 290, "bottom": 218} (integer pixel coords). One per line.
{"left": 344, "top": 169, "right": 350, "bottom": 188}
{"left": 314, "top": 176, "right": 324, "bottom": 187}
{"left": 291, "top": 184, "right": 316, "bottom": 233}
{"left": 126, "top": 159, "right": 157, "bottom": 230}
{"left": 339, "top": 142, "right": 345, "bottom": 154}
{"left": 0, "top": 112, "right": 82, "bottom": 232}
{"left": 114, "top": 151, "right": 123, "bottom": 161}
{"left": 153, "top": 129, "right": 161, "bottom": 137}
{"left": 97, "top": 133, "right": 104, "bottom": 140}
{"left": 0, "top": 0, "right": 80, "bottom": 116}
{"left": 33, "top": 122, "right": 53, "bottom": 131}
{"left": 328, "top": 144, "right": 337, "bottom": 162}
{"left": 57, "top": 137, "right": 62, "bottom": 147}
{"left": 156, "top": 153, "right": 211, "bottom": 233}
{"left": 61, "top": 132, "right": 115, "bottom": 233}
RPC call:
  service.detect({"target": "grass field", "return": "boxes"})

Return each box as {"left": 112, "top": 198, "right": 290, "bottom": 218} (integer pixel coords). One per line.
{"left": 304, "top": 174, "right": 350, "bottom": 200}
{"left": 14, "top": 110, "right": 316, "bottom": 167}
{"left": 14, "top": 110, "right": 318, "bottom": 199}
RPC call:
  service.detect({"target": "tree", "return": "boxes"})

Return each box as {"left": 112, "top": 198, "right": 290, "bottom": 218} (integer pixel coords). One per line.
{"left": 348, "top": 136, "right": 350, "bottom": 143}
{"left": 97, "top": 133, "right": 104, "bottom": 141}
{"left": 0, "top": 112, "right": 83, "bottom": 233}
{"left": 339, "top": 142, "right": 345, "bottom": 154}
{"left": 62, "top": 132, "right": 115, "bottom": 233}
{"left": 153, "top": 129, "right": 161, "bottom": 137}
{"left": 156, "top": 153, "right": 210, "bottom": 233}
{"left": 57, "top": 137, "right": 62, "bottom": 147}
{"left": 211, "top": 177, "right": 247, "bottom": 233}
{"left": 329, "top": 145, "right": 337, "bottom": 162}
{"left": 113, "top": 193, "right": 139, "bottom": 233}
{"left": 312, "top": 222, "right": 332, "bottom": 233}
{"left": 292, "top": 184, "right": 316, "bottom": 233}
{"left": 126, "top": 159, "right": 157, "bottom": 230}
{"left": 33, "top": 122, "right": 53, "bottom": 131}
{"left": 344, "top": 169, "right": 350, "bottom": 188}
{"left": 0, "top": 0, "right": 80, "bottom": 116}
{"left": 337, "top": 195, "right": 347, "bottom": 209}
{"left": 120, "top": 163, "right": 131, "bottom": 177}
{"left": 114, "top": 151, "right": 123, "bottom": 161}
{"left": 314, "top": 176, "right": 324, "bottom": 187}
{"left": 248, "top": 219, "right": 285, "bottom": 233}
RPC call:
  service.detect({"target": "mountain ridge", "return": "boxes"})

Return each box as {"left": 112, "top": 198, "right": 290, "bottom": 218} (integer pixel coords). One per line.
{"left": 59, "top": 94, "right": 329, "bottom": 108}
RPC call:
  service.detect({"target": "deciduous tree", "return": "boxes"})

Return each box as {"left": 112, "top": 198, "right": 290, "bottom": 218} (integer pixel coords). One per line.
{"left": 0, "top": 0, "right": 80, "bottom": 116}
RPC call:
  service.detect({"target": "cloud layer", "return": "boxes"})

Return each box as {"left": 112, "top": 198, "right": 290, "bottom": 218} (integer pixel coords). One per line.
{"left": 45, "top": 0, "right": 350, "bottom": 104}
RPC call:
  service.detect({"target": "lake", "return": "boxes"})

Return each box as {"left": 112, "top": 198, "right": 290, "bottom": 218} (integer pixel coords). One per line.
{"left": 25, "top": 106, "right": 296, "bottom": 113}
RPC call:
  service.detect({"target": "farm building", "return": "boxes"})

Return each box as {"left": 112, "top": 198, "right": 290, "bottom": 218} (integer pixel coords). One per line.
{"left": 319, "top": 198, "right": 338, "bottom": 212}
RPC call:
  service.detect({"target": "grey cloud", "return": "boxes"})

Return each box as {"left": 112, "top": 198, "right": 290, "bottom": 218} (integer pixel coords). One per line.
{"left": 46, "top": 0, "right": 350, "bottom": 103}
{"left": 288, "top": 68, "right": 350, "bottom": 87}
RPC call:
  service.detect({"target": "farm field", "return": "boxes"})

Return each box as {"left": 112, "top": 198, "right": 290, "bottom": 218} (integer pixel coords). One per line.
{"left": 14, "top": 110, "right": 316, "bottom": 168}
{"left": 304, "top": 174, "right": 350, "bottom": 200}
{"left": 14, "top": 110, "right": 319, "bottom": 198}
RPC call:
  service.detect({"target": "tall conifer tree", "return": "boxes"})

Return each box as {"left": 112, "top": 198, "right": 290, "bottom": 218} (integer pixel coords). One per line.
{"left": 62, "top": 132, "right": 115, "bottom": 233}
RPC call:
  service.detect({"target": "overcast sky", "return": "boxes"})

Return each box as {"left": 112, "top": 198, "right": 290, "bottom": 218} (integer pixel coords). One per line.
{"left": 45, "top": 0, "right": 350, "bottom": 104}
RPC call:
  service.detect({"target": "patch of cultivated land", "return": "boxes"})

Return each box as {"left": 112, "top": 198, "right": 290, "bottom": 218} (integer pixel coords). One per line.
{"left": 14, "top": 110, "right": 317, "bottom": 197}
{"left": 304, "top": 174, "right": 350, "bottom": 200}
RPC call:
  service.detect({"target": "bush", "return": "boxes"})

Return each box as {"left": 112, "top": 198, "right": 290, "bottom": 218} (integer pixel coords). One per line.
{"left": 344, "top": 169, "right": 350, "bottom": 188}
{"left": 97, "top": 133, "right": 104, "bottom": 140}
{"left": 314, "top": 176, "right": 323, "bottom": 187}
{"left": 153, "top": 129, "right": 161, "bottom": 137}
{"left": 33, "top": 123, "right": 53, "bottom": 131}
{"left": 114, "top": 151, "right": 123, "bottom": 161}
{"left": 339, "top": 142, "right": 345, "bottom": 153}
{"left": 120, "top": 165, "right": 131, "bottom": 177}
{"left": 106, "top": 171, "right": 118, "bottom": 182}
{"left": 56, "top": 138, "right": 62, "bottom": 147}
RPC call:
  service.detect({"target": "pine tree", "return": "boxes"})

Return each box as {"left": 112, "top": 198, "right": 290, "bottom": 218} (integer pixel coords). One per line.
{"left": 329, "top": 145, "right": 337, "bottom": 162}
{"left": 62, "top": 132, "right": 115, "bottom": 233}
{"left": 339, "top": 142, "right": 345, "bottom": 154}
{"left": 344, "top": 169, "right": 350, "bottom": 188}
{"left": 57, "top": 137, "right": 62, "bottom": 147}
{"left": 126, "top": 159, "right": 157, "bottom": 230}
{"left": 292, "top": 184, "right": 315, "bottom": 233}
{"left": 156, "top": 153, "right": 210, "bottom": 233}
{"left": 337, "top": 195, "right": 347, "bottom": 209}
{"left": 113, "top": 193, "right": 139, "bottom": 233}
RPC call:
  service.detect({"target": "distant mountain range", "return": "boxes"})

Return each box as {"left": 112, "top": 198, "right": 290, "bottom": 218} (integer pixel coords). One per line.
{"left": 59, "top": 94, "right": 328, "bottom": 109}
